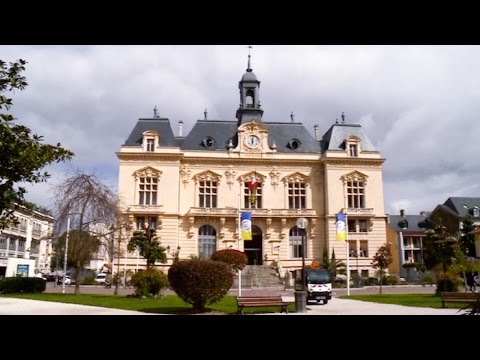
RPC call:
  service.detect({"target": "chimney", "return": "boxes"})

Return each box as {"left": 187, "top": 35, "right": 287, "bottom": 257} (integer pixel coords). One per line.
{"left": 314, "top": 125, "right": 320, "bottom": 141}
{"left": 179, "top": 120, "right": 184, "bottom": 137}
{"left": 400, "top": 209, "right": 405, "bottom": 217}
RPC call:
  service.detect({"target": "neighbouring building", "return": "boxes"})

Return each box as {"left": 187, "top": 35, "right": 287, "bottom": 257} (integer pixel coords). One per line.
{"left": 115, "top": 55, "right": 388, "bottom": 278}
{"left": 386, "top": 209, "right": 429, "bottom": 281}
{"left": 0, "top": 206, "right": 54, "bottom": 277}
{"left": 430, "top": 197, "right": 480, "bottom": 258}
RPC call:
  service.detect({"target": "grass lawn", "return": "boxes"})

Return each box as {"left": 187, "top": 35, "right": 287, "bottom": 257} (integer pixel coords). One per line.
{"left": 0, "top": 293, "right": 295, "bottom": 314}
{"left": 339, "top": 293, "right": 468, "bottom": 309}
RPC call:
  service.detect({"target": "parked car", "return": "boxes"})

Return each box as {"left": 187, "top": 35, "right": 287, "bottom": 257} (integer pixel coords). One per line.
{"left": 57, "top": 275, "right": 72, "bottom": 285}
{"left": 94, "top": 273, "right": 108, "bottom": 284}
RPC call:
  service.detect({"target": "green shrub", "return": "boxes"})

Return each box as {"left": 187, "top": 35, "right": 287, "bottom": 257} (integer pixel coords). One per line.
{"left": 131, "top": 269, "right": 169, "bottom": 297}
{"left": 385, "top": 275, "right": 400, "bottom": 285}
{"left": 211, "top": 249, "right": 247, "bottom": 271}
{"left": 81, "top": 275, "right": 95, "bottom": 285}
{"left": 436, "top": 272, "right": 460, "bottom": 295}
{"left": 421, "top": 272, "right": 434, "bottom": 285}
{"left": 0, "top": 277, "right": 46, "bottom": 294}
{"left": 168, "top": 259, "right": 234, "bottom": 312}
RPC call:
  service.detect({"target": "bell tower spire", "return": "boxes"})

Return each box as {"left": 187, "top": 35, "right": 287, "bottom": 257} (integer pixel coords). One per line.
{"left": 236, "top": 45, "right": 264, "bottom": 125}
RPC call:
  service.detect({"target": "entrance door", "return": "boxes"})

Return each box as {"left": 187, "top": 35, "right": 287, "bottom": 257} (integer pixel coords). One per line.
{"left": 244, "top": 225, "right": 262, "bottom": 265}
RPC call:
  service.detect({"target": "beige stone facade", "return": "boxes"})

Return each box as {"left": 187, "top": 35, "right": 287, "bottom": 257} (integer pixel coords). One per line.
{"left": 115, "top": 63, "right": 387, "bottom": 278}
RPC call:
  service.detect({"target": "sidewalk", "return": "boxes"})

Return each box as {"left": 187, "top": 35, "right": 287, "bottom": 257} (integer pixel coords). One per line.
{"left": 0, "top": 297, "right": 148, "bottom": 315}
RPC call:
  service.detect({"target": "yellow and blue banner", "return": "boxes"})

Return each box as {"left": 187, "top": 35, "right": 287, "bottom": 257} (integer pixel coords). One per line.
{"left": 336, "top": 211, "right": 346, "bottom": 241}
{"left": 241, "top": 212, "right": 252, "bottom": 240}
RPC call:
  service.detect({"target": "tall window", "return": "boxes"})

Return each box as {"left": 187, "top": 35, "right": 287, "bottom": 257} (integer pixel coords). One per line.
{"left": 347, "top": 180, "right": 365, "bottom": 208}
{"left": 244, "top": 182, "right": 262, "bottom": 208}
{"left": 349, "top": 144, "right": 358, "bottom": 157}
{"left": 136, "top": 217, "right": 157, "bottom": 231}
{"left": 289, "top": 226, "right": 306, "bottom": 258}
{"left": 198, "top": 225, "right": 216, "bottom": 258}
{"left": 199, "top": 181, "right": 217, "bottom": 208}
{"left": 139, "top": 177, "right": 157, "bottom": 205}
{"left": 288, "top": 182, "right": 306, "bottom": 209}
{"left": 146, "top": 138, "right": 155, "bottom": 152}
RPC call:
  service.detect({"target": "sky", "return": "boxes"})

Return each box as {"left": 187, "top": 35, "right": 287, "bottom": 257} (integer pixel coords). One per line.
{"left": 3, "top": 45, "right": 480, "bottom": 216}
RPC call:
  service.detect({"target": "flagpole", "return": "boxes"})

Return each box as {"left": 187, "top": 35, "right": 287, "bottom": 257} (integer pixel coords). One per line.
{"left": 238, "top": 189, "right": 242, "bottom": 297}
{"left": 345, "top": 212, "right": 350, "bottom": 296}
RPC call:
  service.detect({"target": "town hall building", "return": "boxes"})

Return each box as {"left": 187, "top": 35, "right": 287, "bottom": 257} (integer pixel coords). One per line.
{"left": 116, "top": 55, "right": 387, "bottom": 278}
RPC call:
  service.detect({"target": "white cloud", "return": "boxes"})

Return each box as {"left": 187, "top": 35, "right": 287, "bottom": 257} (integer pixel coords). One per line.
{"left": 3, "top": 45, "right": 480, "bottom": 216}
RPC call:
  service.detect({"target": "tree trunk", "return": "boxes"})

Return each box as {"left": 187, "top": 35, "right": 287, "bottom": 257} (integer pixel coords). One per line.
{"left": 74, "top": 265, "right": 81, "bottom": 295}
{"left": 193, "top": 300, "right": 206, "bottom": 313}
{"left": 379, "top": 270, "right": 383, "bottom": 295}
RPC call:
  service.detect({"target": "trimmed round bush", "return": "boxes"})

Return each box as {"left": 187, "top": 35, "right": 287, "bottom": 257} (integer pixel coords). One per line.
{"left": 436, "top": 272, "right": 460, "bottom": 295}
{"left": 211, "top": 249, "right": 247, "bottom": 271}
{"left": 0, "top": 277, "right": 46, "bottom": 294}
{"left": 131, "top": 269, "right": 169, "bottom": 298}
{"left": 168, "top": 259, "right": 234, "bottom": 312}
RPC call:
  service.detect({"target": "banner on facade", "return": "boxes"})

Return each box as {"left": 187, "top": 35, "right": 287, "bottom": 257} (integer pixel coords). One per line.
{"left": 241, "top": 212, "right": 252, "bottom": 241}
{"left": 336, "top": 211, "right": 346, "bottom": 241}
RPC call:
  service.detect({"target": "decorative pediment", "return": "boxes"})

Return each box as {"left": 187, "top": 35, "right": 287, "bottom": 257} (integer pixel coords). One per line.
{"left": 133, "top": 166, "right": 162, "bottom": 180}
{"left": 238, "top": 171, "right": 267, "bottom": 183}
{"left": 341, "top": 171, "right": 368, "bottom": 184}
{"left": 143, "top": 130, "right": 160, "bottom": 137}
{"left": 193, "top": 170, "right": 222, "bottom": 183}
{"left": 282, "top": 172, "right": 309, "bottom": 184}
{"left": 238, "top": 119, "right": 268, "bottom": 133}
{"left": 345, "top": 135, "right": 361, "bottom": 142}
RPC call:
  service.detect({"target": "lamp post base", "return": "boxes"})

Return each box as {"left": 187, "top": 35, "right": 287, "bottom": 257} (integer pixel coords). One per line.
{"left": 295, "top": 290, "right": 307, "bottom": 313}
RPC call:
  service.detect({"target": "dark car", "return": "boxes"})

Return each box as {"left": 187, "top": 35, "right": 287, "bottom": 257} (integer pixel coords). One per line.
{"left": 44, "top": 274, "right": 56, "bottom": 282}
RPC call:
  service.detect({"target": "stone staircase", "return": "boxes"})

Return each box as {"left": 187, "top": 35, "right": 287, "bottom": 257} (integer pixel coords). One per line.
{"left": 232, "top": 265, "right": 284, "bottom": 289}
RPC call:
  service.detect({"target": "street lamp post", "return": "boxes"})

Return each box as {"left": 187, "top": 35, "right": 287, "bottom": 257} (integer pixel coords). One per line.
{"left": 62, "top": 215, "right": 71, "bottom": 294}
{"left": 295, "top": 217, "right": 308, "bottom": 313}
{"left": 114, "top": 234, "right": 122, "bottom": 296}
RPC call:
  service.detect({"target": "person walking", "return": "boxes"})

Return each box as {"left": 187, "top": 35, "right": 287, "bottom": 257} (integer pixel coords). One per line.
{"left": 466, "top": 272, "right": 476, "bottom": 292}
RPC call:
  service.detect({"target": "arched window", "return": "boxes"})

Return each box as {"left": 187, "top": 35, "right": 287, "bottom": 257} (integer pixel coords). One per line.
{"left": 246, "top": 89, "right": 254, "bottom": 107}
{"left": 198, "top": 225, "right": 217, "bottom": 258}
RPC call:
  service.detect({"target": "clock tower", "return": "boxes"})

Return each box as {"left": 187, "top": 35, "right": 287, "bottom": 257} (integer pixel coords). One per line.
{"left": 236, "top": 49, "right": 264, "bottom": 125}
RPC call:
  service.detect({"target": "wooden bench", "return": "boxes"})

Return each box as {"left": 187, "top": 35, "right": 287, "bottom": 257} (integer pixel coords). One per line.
{"left": 236, "top": 296, "right": 289, "bottom": 315}
{"left": 441, "top": 292, "right": 480, "bottom": 308}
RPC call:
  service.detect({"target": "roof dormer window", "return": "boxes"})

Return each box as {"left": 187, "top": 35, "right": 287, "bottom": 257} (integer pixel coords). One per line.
{"left": 349, "top": 143, "right": 358, "bottom": 157}
{"left": 142, "top": 130, "right": 159, "bottom": 152}
{"left": 288, "top": 139, "right": 301, "bottom": 150}
{"left": 146, "top": 138, "right": 155, "bottom": 152}
{"left": 346, "top": 136, "right": 361, "bottom": 157}
{"left": 202, "top": 136, "right": 215, "bottom": 149}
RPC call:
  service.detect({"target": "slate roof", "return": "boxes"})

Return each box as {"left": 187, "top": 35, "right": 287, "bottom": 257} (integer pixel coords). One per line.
{"left": 388, "top": 214, "right": 429, "bottom": 232}
{"left": 321, "top": 124, "right": 376, "bottom": 152}
{"left": 124, "top": 118, "right": 176, "bottom": 146}
{"left": 442, "top": 197, "right": 480, "bottom": 217}
{"left": 181, "top": 120, "right": 238, "bottom": 151}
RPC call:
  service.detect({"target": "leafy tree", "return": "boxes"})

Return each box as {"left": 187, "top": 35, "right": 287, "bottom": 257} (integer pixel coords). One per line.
{"left": 127, "top": 227, "right": 167, "bottom": 269}
{"left": 0, "top": 59, "right": 73, "bottom": 229}
{"left": 211, "top": 249, "right": 247, "bottom": 272}
{"left": 371, "top": 243, "right": 393, "bottom": 294}
{"left": 54, "top": 171, "right": 118, "bottom": 294}
{"left": 55, "top": 229, "right": 102, "bottom": 290}
{"left": 168, "top": 259, "right": 233, "bottom": 313}
{"left": 423, "top": 221, "right": 458, "bottom": 273}
{"left": 321, "top": 248, "right": 345, "bottom": 281}
{"left": 460, "top": 216, "right": 476, "bottom": 257}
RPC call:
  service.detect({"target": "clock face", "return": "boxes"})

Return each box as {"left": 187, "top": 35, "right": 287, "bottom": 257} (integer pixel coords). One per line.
{"left": 245, "top": 135, "right": 260, "bottom": 149}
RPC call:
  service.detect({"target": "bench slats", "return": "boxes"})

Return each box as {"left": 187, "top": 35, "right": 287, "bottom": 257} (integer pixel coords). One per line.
{"left": 237, "top": 296, "right": 288, "bottom": 315}
{"left": 441, "top": 292, "right": 480, "bottom": 308}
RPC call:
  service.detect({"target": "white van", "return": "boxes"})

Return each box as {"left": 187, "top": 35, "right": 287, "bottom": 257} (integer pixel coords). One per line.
{"left": 94, "top": 273, "right": 108, "bottom": 284}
